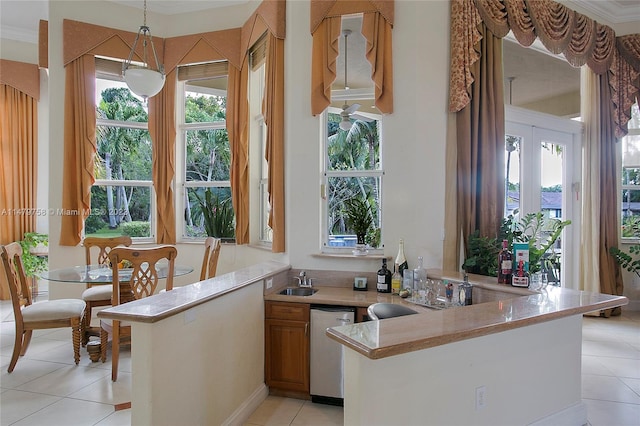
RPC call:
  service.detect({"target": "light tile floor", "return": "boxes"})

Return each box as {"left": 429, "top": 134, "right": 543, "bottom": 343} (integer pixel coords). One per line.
{"left": 0, "top": 289, "right": 638, "bottom": 426}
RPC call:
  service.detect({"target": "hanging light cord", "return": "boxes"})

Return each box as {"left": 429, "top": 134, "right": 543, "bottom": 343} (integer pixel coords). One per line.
{"left": 343, "top": 29, "right": 351, "bottom": 90}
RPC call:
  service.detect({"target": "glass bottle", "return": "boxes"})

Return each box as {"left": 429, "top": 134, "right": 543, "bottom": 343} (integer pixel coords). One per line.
{"left": 377, "top": 258, "right": 392, "bottom": 293}
{"left": 497, "top": 239, "right": 513, "bottom": 284}
{"left": 395, "top": 239, "right": 408, "bottom": 277}
{"left": 391, "top": 264, "right": 402, "bottom": 295}
{"left": 511, "top": 256, "right": 530, "bottom": 287}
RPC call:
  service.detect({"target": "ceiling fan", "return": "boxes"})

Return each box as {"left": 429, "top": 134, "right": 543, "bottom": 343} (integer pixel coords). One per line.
{"left": 339, "top": 29, "right": 373, "bottom": 131}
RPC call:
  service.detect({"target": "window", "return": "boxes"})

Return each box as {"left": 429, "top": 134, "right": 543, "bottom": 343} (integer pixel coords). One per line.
{"left": 86, "top": 60, "right": 154, "bottom": 240}
{"left": 621, "top": 103, "right": 640, "bottom": 239}
{"left": 322, "top": 104, "right": 383, "bottom": 252}
{"left": 177, "top": 64, "right": 235, "bottom": 241}
{"left": 249, "top": 36, "right": 272, "bottom": 245}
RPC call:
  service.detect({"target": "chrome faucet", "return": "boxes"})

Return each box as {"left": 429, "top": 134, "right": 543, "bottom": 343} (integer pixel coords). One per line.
{"left": 297, "top": 271, "right": 312, "bottom": 288}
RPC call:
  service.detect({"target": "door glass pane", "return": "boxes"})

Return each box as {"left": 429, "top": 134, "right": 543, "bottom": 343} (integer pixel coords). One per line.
{"left": 505, "top": 134, "right": 521, "bottom": 217}
{"left": 540, "top": 141, "right": 564, "bottom": 286}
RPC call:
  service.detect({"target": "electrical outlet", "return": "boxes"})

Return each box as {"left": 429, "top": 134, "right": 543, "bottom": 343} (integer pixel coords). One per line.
{"left": 266, "top": 278, "right": 273, "bottom": 289}
{"left": 476, "top": 385, "right": 486, "bottom": 410}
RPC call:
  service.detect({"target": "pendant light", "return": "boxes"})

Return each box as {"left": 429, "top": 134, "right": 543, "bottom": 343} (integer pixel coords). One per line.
{"left": 339, "top": 30, "right": 353, "bottom": 131}
{"left": 122, "top": 0, "right": 165, "bottom": 99}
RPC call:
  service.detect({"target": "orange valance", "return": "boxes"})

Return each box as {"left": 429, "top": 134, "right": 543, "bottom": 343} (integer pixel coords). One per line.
{"left": 38, "top": 20, "right": 48, "bottom": 69}
{"left": 164, "top": 29, "right": 242, "bottom": 73}
{"left": 310, "top": 0, "right": 394, "bottom": 34}
{"left": 310, "top": 0, "right": 394, "bottom": 115}
{"left": 449, "top": 0, "right": 640, "bottom": 138}
{"left": 0, "top": 60, "right": 40, "bottom": 100}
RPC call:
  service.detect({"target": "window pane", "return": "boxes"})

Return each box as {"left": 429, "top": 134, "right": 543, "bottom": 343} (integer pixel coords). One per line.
{"left": 184, "top": 187, "right": 235, "bottom": 239}
{"left": 185, "top": 129, "right": 230, "bottom": 182}
{"left": 95, "top": 127, "right": 152, "bottom": 180}
{"left": 327, "top": 112, "right": 380, "bottom": 171}
{"left": 185, "top": 91, "right": 226, "bottom": 123}
{"left": 326, "top": 176, "right": 381, "bottom": 248}
{"left": 85, "top": 186, "right": 152, "bottom": 237}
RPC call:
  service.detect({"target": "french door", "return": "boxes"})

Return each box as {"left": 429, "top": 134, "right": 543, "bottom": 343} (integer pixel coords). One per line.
{"left": 505, "top": 107, "right": 582, "bottom": 288}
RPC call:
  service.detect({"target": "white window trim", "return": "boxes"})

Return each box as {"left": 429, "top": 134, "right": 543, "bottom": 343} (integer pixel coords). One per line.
{"left": 320, "top": 106, "right": 384, "bottom": 255}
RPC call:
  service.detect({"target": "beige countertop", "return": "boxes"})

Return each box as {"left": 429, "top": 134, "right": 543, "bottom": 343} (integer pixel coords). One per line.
{"left": 325, "top": 285, "right": 628, "bottom": 359}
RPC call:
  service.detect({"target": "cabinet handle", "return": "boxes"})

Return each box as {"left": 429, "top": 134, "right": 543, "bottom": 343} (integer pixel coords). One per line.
{"left": 305, "top": 322, "right": 309, "bottom": 336}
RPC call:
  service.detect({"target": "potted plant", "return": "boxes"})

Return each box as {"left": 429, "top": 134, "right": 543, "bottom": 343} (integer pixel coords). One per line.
{"left": 193, "top": 189, "right": 236, "bottom": 241}
{"left": 18, "top": 232, "right": 49, "bottom": 291}
{"left": 343, "top": 197, "right": 374, "bottom": 249}
{"left": 462, "top": 212, "right": 570, "bottom": 277}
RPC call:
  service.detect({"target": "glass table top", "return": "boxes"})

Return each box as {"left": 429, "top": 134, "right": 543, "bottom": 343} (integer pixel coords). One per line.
{"left": 39, "top": 264, "right": 194, "bottom": 284}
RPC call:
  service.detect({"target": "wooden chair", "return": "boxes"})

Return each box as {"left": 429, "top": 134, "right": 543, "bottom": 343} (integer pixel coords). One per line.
{"left": 0, "top": 242, "right": 85, "bottom": 373}
{"left": 100, "top": 245, "right": 177, "bottom": 381}
{"left": 200, "top": 237, "right": 221, "bottom": 280}
{"left": 81, "top": 236, "right": 132, "bottom": 345}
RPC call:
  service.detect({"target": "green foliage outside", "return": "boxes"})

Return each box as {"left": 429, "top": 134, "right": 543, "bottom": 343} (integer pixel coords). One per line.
{"left": 193, "top": 188, "right": 235, "bottom": 239}
{"left": 462, "top": 211, "right": 571, "bottom": 276}
{"left": 326, "top": 112, "right": 381, "bottom": 248}
{"left": 610, "top": 215, "right": 640, "bottom": 277}
{"left": 120, "top": 221, "right": 151, "bottom": 238}
{"left": 19, "top": 232, "right": 48, "bottom": 278}
{"left": 343, "top": 197, "right": 374, "bottom": 244}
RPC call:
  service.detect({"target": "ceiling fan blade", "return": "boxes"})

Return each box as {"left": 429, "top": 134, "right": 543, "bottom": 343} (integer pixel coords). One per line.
{"left": 343, "top": 103, "right": 361, "bottom": 115}
{"left": 351, "top": 113, "right": 374, "bottom": 122}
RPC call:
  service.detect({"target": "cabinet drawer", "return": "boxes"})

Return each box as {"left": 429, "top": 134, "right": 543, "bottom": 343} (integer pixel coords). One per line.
{"left": 266, "top": 301, "right": 310, "bottom": 321}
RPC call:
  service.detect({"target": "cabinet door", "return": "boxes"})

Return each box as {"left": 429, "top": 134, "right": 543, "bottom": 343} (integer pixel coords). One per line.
{"left": 265, "top": 319, "right": 309, "bottom": 393}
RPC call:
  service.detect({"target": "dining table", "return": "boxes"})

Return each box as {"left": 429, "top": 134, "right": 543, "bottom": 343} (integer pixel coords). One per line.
{"left": 39, "top": 263, "right": 194, "bottom": 285}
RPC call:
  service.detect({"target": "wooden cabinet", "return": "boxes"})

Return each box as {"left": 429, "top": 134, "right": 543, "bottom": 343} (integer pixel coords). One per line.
{"left": 265, "top": 301, "right": 310, "bottom": 394}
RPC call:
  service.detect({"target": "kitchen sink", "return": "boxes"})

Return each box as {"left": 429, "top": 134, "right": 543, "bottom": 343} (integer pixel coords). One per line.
{"left": 279, "top": 287, "right": 318, "bottom": 296}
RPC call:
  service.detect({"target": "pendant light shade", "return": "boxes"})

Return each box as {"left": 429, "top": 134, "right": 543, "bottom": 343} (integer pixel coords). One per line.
{"left": 122, "top": 0, "right": 165, "bottom": 99}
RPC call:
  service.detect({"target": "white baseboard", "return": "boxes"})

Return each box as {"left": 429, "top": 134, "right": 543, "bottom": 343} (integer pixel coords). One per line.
{"left": 528, "top": 402, "right": 587, "bottom": 426}
{"left": 222, "top": 383, "right": 269, "bottom": 426}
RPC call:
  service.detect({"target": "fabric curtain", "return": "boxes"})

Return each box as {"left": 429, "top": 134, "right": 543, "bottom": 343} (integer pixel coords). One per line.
{"left": 361, "top": 12, "right": 394, "bottom": 114}
{"left": 227, "top": 63, "right": 250, "bottom": 244}
{"left": 597, "top": 71, "right": 624, "bottom": 315}
{"left": 456, "top": 24, "right": 505, "bottom": 254}
{"left": 263, "top": 33, "right": 286, "bottom": 253}
{"left": 579, "top": 67, "right": 601, "bottom": 294}
{"left": 148, "top": 70, "right": 177, "bottom": 244}
{"left": 310, "top": 16, "right": 341, "bottom": 116}
{"left": 60, "top": 54, "right": 96, "bottom": 246}
{"left": 0, "top": 85, "right": 38, "bottom": 299}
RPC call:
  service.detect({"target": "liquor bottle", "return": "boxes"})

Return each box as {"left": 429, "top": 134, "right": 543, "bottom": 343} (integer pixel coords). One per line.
{"left": 413, "top": 256, "right": 427, "bottom": 301}
{"left": 511, "top": 257, "right": 530, "bottom": 288}
{"left": 377, "top": 258, "right": 392, "bottom": 293}
{"left": 395, "top": 239, "right": 409, "bottom": 277}
{"left": 391, "top": 264, "right": 402, "bottom": 295}
{"left": 497, "top": 239, "right": 513, "bottom": 284}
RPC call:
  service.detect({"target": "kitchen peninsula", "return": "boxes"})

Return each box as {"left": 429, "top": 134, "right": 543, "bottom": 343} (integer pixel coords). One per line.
{"left": 99, "top": 264, "right": 628, "bottom": 425}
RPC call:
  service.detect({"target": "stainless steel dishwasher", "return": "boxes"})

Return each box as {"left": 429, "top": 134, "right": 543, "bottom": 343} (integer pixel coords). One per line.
{"left": 310, "top": 305, "right": 355, "bottom": 406}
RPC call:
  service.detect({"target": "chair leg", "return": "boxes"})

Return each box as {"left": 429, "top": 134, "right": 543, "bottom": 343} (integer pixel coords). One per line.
{"left": 8, "top": 327, "right": 24, "bottom": 373}
{"left": 82, "top": 303, "right": 92, "bottom": 346}
{"left": 100, "top": 326, "right": 108, "bottom": 363}
{"left": 111, "top": 321, "right": 120, "bottom": 381}
{"left": 71, "top": 317, "right": 81, "bottom": 365}
{"left": 20, "top": 330, "right": 33, "bottom": 356}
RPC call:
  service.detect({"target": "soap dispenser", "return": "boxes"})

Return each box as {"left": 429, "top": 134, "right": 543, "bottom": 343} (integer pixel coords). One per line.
{"left": 458, "top": 273, "right": 473, "bottom": 306}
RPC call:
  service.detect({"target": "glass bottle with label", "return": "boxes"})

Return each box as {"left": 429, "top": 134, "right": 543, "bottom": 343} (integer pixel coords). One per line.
{"left": 511, "top": 257, "right": 530, "bottom": 288}
{"left": 377, "top": 258, "right": 392, "bottom": 293}
{"left": 391, "top": 264, "right": 402, "bottom": 295}
{"left": 497, "top": 239, "right": 513, "bottom": 284}
{"left": 395, "top": 239, "right": 408, "bottom": 277}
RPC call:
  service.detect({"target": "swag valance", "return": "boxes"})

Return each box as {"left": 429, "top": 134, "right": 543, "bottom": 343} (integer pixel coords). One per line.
{"left": 449, "top": 0, "right": 640, "bottom": 138}
{"left": 310, "top": 0, "right": 394, "bottom": 115}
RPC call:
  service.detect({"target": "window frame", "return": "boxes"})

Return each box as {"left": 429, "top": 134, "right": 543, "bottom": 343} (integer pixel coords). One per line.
{"left": 91, "top": 71, "right": 155, "bottom": 243}
{"left": 620, "top": 103, "right": 640, "bottom": 242}
{"left": 176, "top": 79, "right": 233, "bottom": 242}
{"left": 320, "top": 104, "right": 384, "bottom": 255}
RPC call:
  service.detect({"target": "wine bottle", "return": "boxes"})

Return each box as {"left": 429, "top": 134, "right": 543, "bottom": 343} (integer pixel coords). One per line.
{"left": 497, "top": 239, "right": 513, "bottom": 284}
{"left": 377, "top": 258, "right": 392, "bottom": 293}
{"left": 395, "top": 239, "right": 408, "bottom": 277}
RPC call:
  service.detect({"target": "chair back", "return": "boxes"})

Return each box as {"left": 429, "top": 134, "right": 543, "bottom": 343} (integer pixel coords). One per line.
{"left": 199, "top": 237, "right": 221, "bottom": 280}
{"left": 108, "top": 245, "right": 177, "bottom": 306}
{"left": 0, "top": 243, "right": 32, "bottom": 322}
{"left": 83, "top": 236, "right": 133, "bottom": 266}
